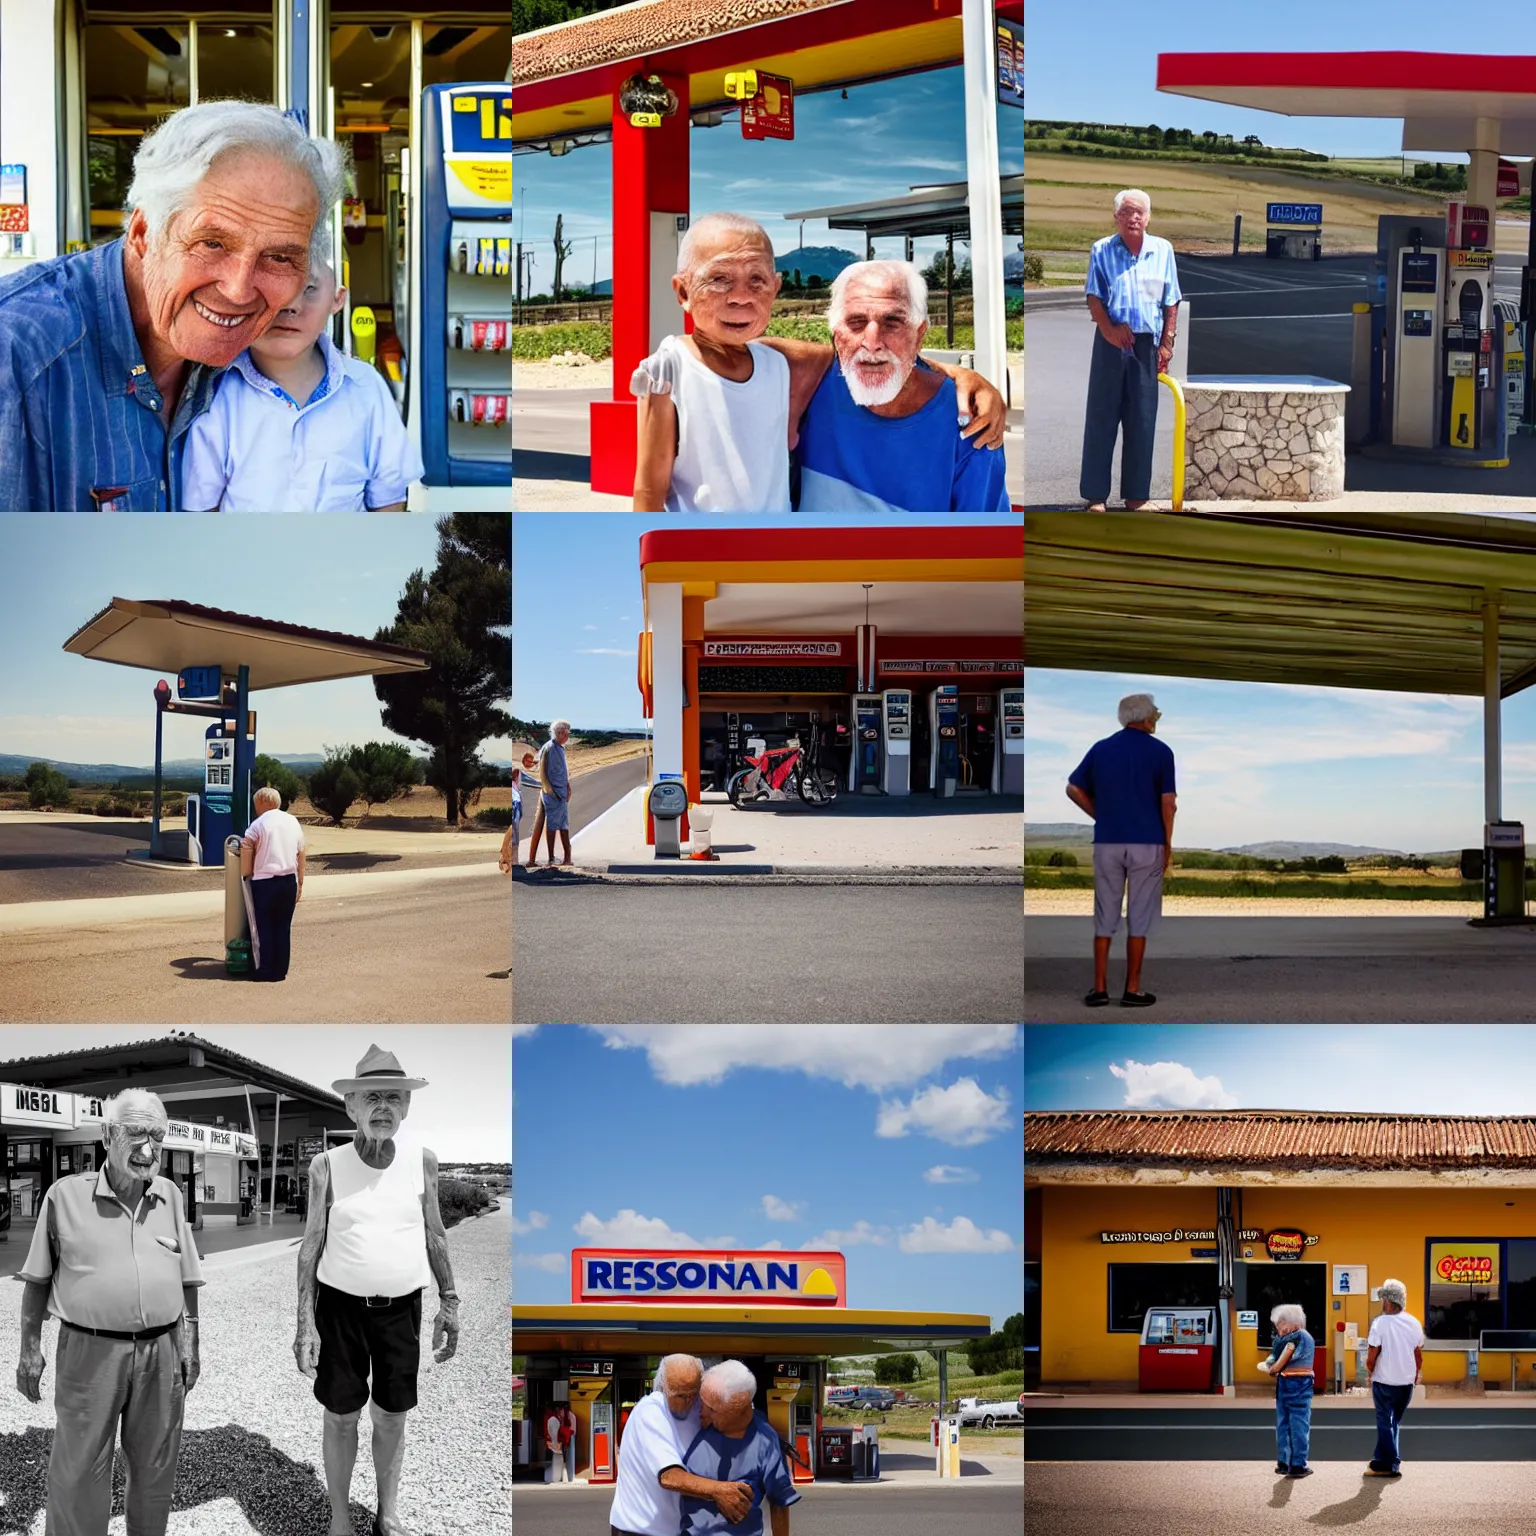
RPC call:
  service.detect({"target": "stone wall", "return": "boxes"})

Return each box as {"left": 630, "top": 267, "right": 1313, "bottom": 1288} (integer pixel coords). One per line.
{"left": 1184, "top": 389, "right": 1346, "bottom": 501}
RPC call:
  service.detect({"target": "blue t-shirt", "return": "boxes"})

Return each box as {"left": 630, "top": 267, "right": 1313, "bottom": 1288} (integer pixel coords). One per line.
{"left": 678, "top": 1412, "right": 801, "bottom": 1536}
{"left": 1266, "top": 1328, "right": 1316, "bottom": 1372}
{"left": 1067, "top": 727, "right": 1177, "bottom": 845}
{"left": 796, "top": 363, "right": 1010, "bottom": 512}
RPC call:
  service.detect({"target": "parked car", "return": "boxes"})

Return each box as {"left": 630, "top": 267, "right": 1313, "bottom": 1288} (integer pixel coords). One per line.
{"left": 845, "top": 1386, "right": 900, "bottom": 1411}
{"left": 957, "top": 1392, "right": 1025, "bottom": 1429}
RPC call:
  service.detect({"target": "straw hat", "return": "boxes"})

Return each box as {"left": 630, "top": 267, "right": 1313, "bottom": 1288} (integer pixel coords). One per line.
{"left": 331, "top": 1043, "right": 429, "bottom": 1094}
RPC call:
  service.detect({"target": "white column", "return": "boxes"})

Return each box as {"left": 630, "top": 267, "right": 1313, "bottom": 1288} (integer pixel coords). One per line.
{"left": 1485, "top": 592, "right": 1501, "bottom": 826}
{"left": 962, "top": 0, "right": 1007, "bottom": 396}
{"left": 1468, "top": 118, "right": 1501, "bottom": 213}
{"left": 0, "top": 0, "right": 64, "bottom": 270}
{"left": 650, "top": 583, "right": 684, "bottom": 780}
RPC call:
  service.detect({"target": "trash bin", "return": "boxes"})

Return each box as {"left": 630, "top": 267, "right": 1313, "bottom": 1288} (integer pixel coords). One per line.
{"left": 818, "top": 1427, "right": 853, "bottom": 1479}
{"left": 688, "top": 805, "right": 716, "bottom": 860}
{"left": 224, "top": 834, "right": 254, "bottom": 976}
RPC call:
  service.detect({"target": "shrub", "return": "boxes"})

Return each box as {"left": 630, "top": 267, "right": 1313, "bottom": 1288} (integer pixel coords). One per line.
{"left": 344, "top": 741, "right": 417, "bottom": 812}
{"left": 253, "top": 754, "right": 304, "bottom": 809}
{"left": 473, "top": 806, "right": 514, "bottom": 827}
{"left": 438, "top": 1177, "right": 491, "bottom": 1229}
{"left": 307, "top": 756, "right": 363, "bottom": 825}
{"left": 25, "top": 762, "right": 71, "bottom": 810}
{"left": 1022, "top": 254, "right": 1044, "bottom": 283}
{"left": 511, "top": 321, "right": 612, "bottom": 361}
{"left": 94, "top": 795, "right": 115, "bottom": 816}
{"left": 1046, "top": 849, "right": 1079, "bottom": 868}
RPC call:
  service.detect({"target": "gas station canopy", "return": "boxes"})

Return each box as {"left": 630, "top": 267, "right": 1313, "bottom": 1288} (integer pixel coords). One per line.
{"left": 784, "top": 176, "right": 1025, "bottom": 242}
{"left": 62, "top": 599, "right": 431, "bottom": 691}
{"left": 1157, "top": 52, "right": 1536, "bottom": 155}
{"left": 1025, "top": 512, "right": 1536, "bottom": 697}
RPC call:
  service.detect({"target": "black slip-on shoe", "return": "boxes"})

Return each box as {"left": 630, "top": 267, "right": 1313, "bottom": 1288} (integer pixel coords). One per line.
{"left": 1120, "top": 990, "right": 1157, "bottom": 1007}
{"left": 1084, "top": 989, "right": 1111, "bottom": 1006}
{"left": 1274, "top": 1464, "right": 1290, "bottom": 1475}
{"left": 1287, "top": 1466, "right": 1314, "bottom": 1479}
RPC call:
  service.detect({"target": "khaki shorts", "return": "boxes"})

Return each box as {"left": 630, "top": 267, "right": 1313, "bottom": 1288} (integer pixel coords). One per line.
{"left": 1093, "top": 842, "right": 1165, "bottom": 938}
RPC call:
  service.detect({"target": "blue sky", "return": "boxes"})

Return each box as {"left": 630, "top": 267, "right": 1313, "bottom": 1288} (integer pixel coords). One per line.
{"left": 1027, "top": 1024, "right": 1536, "bottom": 1116}
{"left": 0, "top": 515, "right": 511, "bottom": 767}
{"left": 512, "top": 1025, "right": 1023, "bottom": 1328}
{"left": 513, "top": 68, "right": 1024, "bottom": 292}
{"left": 1024, "top": 667, "right": 1536, "bottom": 852}
{"left": 512, "top": 511, "right": 1024, "bottom": 731}
{"left": 1027, "top": 1, "right": 1536, "bottom": 159}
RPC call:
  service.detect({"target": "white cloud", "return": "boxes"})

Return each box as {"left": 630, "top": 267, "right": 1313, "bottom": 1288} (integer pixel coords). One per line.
{"left": 876, "top": 1078, "right": 1013, "bottom": 1146}
{"left": 577, "top": 647, "right": 636, "bottom": 656}
{"left": 573, "top": 1209, "right": 708, "bottom": 1247}
{"left": 1109, "top": 1059, "right": 1237, "bottom": 1110}
{"left": 590, "top": 1025, "right": 1017, "bottom": 1092}
{"left": 514, "top": 1252, "right": 566, "bottom": 1272}
{"left": 512, "top": 1025, "right": 539, "bottom": 1039}
{"left": 803, "top": 1220, "right": 888, "bottom": 1249}
{"left": 898, "top": 1216, "right": 1017, "bottom": 1254}
{"left": 759, "top": 1239, "right": 786, "bottom": 1250}
{"left": 761, "top": 1194, "right": 804, "bottom": 1222}
{"left": 923, "top": 1165, "right": 980, "bottom": 1185}
{"left": 511, "top": 1210, "right": 550, "bottom": 1235}
{"left": 582, "top": 625, "right": 599, "bottom": 631}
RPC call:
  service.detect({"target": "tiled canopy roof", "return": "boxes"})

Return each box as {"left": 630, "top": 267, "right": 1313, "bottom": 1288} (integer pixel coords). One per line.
{"left": 1026, "top": 1111, "right": 1536, "bottom": 1169}
{"left": 513, "top": 0, "right": 849, "bottom": 86}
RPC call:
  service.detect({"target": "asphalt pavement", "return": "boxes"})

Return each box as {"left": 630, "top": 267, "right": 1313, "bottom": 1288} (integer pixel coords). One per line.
{"left": 1026, "top": 914, "right": 1536, "bottom": 1022}
{"left": 513, "top": 1481, "right": 1022, "bottom": 1536}
{"left": 1027, "top": 1460, "right": 1536, "bottom": 1536}
{"left": 0, "top": 875, "right": 510, "bottom": 1023}
{"left": 514, "top": 883, "right": 1023, "bottom": 1022}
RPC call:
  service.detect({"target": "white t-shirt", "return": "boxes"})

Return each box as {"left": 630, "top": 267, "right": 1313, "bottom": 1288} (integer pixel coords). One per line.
{"left": 608, "top": 1388, "right": 700, "bottom": 1536}
{"left": 637, "top": 333, "right": 790, "bottom": 513}
{"left": 1367, "top": 1308, "right": 1425, "bottom": 1386}
{"left": 242, "top": 807, "right": 306, "bottom": 878}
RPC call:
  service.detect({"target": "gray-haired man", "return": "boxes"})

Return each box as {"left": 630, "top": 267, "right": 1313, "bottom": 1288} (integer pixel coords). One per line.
{"left": 1066, "top": 692, "right": 1177, "bottom": 1006}
{"left": 14, "top": 1089, "right": 202, "bottom": 1536}
{"left": 1365, "top": 1278, "right": 1425, "bottom": 1478}
{"left": 537, "top": 721, "right": 573, "bottom": 867}
{"left": 0, "top": 100, "right": 346, "bottom": 510}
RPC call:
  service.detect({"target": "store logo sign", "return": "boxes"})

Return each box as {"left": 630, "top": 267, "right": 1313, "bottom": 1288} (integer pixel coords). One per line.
{"left": 572, "top": 1247, "right": 846, "bottom": 1305}
{"left": 1266, "top": 1229, "right": 1308, "bottom": 1262}
{"left": 1436, "top": 1251, "right": 1496, "bottom": 1283}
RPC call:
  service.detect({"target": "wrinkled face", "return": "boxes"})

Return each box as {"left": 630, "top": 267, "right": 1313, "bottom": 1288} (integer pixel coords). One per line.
{"left": 554, "top": 726, "right": 571, "bottom": 745}
{"left": 346, "top": 1086, "right": 410, "bottom": 1139}
{"left": 130, "top": 149, "right": 318, "bottom": 366}
{"left": 251, "top": 263, "right": 343, "bottom": 363}
{"left": 107, "top": 1115, "right": 167, "bottom": 1183}
{"left": 673, "top": 232, "right": 779, "bottom": 345}
{"left": 1114, "top": 196, "right": 1150, "bottom": 240}
{"left": 831, "top": 273, "right": 926, "bottom": 408}
{"left": 700, "top": 1386, "right": 754, "bottom": 1439}
{"left": 664, "top": 1364, "right": 702, "bottom": 1420}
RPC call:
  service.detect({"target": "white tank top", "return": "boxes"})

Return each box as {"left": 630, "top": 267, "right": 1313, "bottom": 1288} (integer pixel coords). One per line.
{"left": 644, "top": 333, "right": 790, "bottom": 513}
{"left": 317, "top": 1140, "right": 431, "bottom": 1297}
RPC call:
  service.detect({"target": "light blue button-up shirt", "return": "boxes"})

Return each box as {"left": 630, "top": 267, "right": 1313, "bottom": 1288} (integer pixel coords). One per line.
{"left": 0, "top": 238, "right": 223, "bottom": 510}
{"left": 1086, "top": 231, "right": 1182, "bottom": 336}
{"left": 182, "top": 330, "right": 423, "bottom": 511}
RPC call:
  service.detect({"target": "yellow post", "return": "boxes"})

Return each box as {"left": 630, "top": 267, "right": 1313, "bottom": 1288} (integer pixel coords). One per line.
{"left": 1157, "top": 371, "right": 1186, "bottom": 512}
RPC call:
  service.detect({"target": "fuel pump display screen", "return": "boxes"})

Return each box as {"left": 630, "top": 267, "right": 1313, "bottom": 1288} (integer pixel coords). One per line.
{"left": 1401, "top": 252, "right": 1438, "bottom": 292}
{"left": 1403, "top": 310, "right": 1433, "bottom": 337}
{"left": 205, "top": 740, "right": 233, "bottom": 789}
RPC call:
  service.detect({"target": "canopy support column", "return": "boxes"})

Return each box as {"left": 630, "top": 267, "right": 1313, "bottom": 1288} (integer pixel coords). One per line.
{"left": 937, "top": 1347, "right": 948, "bottom": 1418}
{"left": 1485, "top": 592, "right": 1502, "bottom": 825}
{"left": 962, "top": 0, "right": 1008, "bottom": 393}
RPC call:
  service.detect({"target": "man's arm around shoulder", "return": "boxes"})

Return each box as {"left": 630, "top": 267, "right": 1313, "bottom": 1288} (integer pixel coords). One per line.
{"left": 658, "top": 1466, "right": 754, "bottom": 1524}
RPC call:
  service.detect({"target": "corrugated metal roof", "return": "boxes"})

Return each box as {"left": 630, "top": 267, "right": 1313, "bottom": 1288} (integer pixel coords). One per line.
{"left": 1025, "top": 1110, "right": 1536, "bottom": 1168}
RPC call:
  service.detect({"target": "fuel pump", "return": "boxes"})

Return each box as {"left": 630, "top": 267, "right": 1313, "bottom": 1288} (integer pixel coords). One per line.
{"left": 1440, "top": 202, "right": 1506, "bottom": 461}
{"left": 997, "top": 686, "right": 1024, "bottom": 795}
{"left": 1486, "top": 821, "right": 1527, "bottom": 922}
{"left": 1392, "top": 246, "right": 1442, "bottom": 448}
{"left": 881, "top": 688, "right": 912, "bottom": 796}
{"left": 929, "top": 686, "right": 959, "bottom": 799}
{"left": 848, "top": 694, "right": 883, "bottom": 793}
{"left": 957, "top": 694, "right": 993, "bottom": 792}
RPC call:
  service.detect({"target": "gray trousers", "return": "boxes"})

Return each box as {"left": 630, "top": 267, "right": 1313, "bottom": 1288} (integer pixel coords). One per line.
{"left": 1080, "top": 330, "right": 1160, "bottom": 503}
{"left": 1093, "top": 842, "right": 1165, "bottom": 938}
{"left": 49, "top": 1325, "right": 184, "bottom": 1536}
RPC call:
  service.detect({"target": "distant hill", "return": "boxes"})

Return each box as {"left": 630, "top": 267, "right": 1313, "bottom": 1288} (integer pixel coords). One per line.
{"left": 1026, "top": 822, "right": 1095, "bottom": 846}
{"left": 1220, "top": 841, "right": 1406, "bottom": 859}
{"left": 775, "top": 246, "right": 859, "bottom": 284}
{"left": 2, "top": 750, "right": 511, "bottom": 783}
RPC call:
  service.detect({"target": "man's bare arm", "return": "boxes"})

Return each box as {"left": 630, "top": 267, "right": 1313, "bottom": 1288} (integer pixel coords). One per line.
{"left": 293, "top": 1152, "right": 330, "bottom": 1374}
{"left": 770, "top": 1503, "right": 790, "bottom": 1536}
{"left": 658, "top": 1466, "right": 754, "bottom": 1521}
{"left": 16, "top": 1279, "right": 49, "bottom": 1401}
{"left": 634, "top": 392, "right": 678, "bottom": 512}
{"left": 421, "top": 1147, "right": 461, "bottom": 1362}
{"left": 1066, "top": 783, "right": 1095, "bottom": 820}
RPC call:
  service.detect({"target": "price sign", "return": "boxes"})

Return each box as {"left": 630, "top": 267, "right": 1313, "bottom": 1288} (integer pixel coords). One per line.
{"left": 742, "top": 73, "right": 794, "bottom": 141}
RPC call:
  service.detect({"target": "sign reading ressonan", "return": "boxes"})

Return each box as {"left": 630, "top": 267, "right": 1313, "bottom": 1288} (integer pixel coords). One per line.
{"left": 570, "top": 1248, "right": 846, "bottom": 1306}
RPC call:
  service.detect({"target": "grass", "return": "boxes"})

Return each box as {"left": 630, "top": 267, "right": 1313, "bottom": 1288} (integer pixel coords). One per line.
{"left": 514, "top": 318, "right": 1024, "bottom": 360}
{"left": 1026, "top": 867, "right": 1486, "bottom": 901}
{"left": 825, "top": 1364, "right": 1024, "bottom": 1441}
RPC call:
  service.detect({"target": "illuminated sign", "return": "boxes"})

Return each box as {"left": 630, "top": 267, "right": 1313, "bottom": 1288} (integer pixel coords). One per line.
{"left": 703, "top": 641, "right": 842, "bottom": 658}
{"left": 1100, "top": 1228, "right": 1261, "bottom": 1244}
{"left": 878, "top": 659, "right": 1024, "bottom": 676}
{"left": 1267, "top": 203, "right": 1323, "bottom": 226}
{"left": 571, "top": 1248, "right": 846, "bottom": 1306}
{"left": 1266, "top": 1229, "right": 1308, "bottom": 1262}
{"left": 741, "top": 72, "right": 794, "bottom": 142}
{"left": 996, "top": 20, "right": 1024, "bottom": 110}
{"left": 1431, "top": 1242, "right": 1501, "bottom": 1287}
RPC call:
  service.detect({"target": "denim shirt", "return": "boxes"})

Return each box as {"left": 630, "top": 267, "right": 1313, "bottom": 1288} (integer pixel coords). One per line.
{"left": 1266, "top": 1327, "right": 1316, "bottom": 1373}
{"left": 0, "top": 238, "right": 222, "bottom": 510}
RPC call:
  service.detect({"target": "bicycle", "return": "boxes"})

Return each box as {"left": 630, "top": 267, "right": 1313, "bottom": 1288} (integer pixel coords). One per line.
{"left": 727, "top": 721, "right": 838, "bottom": 809}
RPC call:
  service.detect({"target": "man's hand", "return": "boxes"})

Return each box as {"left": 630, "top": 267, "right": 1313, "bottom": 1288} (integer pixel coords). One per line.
{"left": 15, "top": 1341, "right": 44, "bottom": 1402}
{"left": 294, "top": 882, "right": 303, "bottom": 904}
{"left": 1101, "top": 320, "right": 1135, "bottom": 351}
{"left": 952, "top": 371, "right": 1007, "bottom": 450}
{"left": 712, "top": 1482, "right": 754, "bottom": 1525}
{"left": 293, "top": 1321, "right": 321, "bottom": 1378}
{"left": 1257, "top": 1360, "right": 1271, "bottom": 1375}
{"left": 178, "top": 1320, "right": 201, "bottom": 1393}
{"left": 432, "top": 1298, "right": 461, "bottom": 1363}
{"left": 1163, "top": 844, "right": 1174, "bottom": 874}
{"left": 1157, "top": 341, "right": 1174, "bottom": 375}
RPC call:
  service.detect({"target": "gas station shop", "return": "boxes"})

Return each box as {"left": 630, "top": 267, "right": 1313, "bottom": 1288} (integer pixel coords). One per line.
{"left": 1026, "top": 1109, "right": 1536, "bottom": 1395}
{"left": 511, "top": 1246, "right": 990, "bottom": 1484}
{"left": 637, "top": 525, "right": 1023, "bottom": 831}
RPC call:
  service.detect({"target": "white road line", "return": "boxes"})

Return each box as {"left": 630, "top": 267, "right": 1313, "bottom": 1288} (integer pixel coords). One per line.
{"left": 1189, "top": 313, "right": 1355, "bottom": 323}
{"left": 1026, "top": 1423, "right": 1524, "bottom": 1430}
{"left": 1185, "top": 283, "right": 1369, "bottom": 298}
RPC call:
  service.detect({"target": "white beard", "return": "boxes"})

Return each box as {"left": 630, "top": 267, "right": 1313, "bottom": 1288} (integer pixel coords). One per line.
{"left": 842, "top": 350, "right": 909, "bottom": 407}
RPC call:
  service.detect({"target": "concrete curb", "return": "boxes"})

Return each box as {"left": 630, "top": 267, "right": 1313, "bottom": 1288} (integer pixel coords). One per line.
{"left": 518, "top": 869, "right": 1023, "bottom": 886}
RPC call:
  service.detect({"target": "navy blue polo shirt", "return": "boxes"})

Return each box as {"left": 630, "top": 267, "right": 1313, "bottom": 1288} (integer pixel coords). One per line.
{"left": 1068, "top": 726, "right": 1177, "bottom": 844}
{"left": 0, "top": 237, "right": 223, "bottom": 510}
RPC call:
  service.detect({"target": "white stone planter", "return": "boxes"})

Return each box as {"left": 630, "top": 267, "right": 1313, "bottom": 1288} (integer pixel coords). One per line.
{"left": 1183, "top": 375, "right": 1350, "bottom": 502}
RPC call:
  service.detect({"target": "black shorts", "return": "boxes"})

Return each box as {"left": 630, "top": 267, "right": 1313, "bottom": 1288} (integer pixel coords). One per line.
{"left": 314, "top": 1281, "right": 423, "bottom": 1414}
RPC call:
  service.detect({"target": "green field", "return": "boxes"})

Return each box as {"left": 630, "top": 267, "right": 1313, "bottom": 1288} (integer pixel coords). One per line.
{"left": 1026, "top": 867, "right": 1486, "bottom": 902}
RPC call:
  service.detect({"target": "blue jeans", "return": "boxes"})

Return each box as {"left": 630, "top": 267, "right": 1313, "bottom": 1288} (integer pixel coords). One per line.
{"left": 250, "top": 873, "right": 298, "bottom": 981}
{"left": 1275, "top": 1375, "right": 1314, "bottom": 1469}
{"left": 1079, "top": 329, "right": 1160, "bottom": 503}
{"left": 1372, "top": 1381, "right": 1414, "bottom": 1470}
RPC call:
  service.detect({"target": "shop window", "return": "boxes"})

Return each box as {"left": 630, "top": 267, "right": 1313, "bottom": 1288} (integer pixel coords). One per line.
{"left": 1107, "top": 1263, "right": 1219, "bottom": 1333}
{"left": 1503, "top": 1240, "right": 1536, "bottom": 1331}
{"left": 1426, "top": 1239, "right": 1505, "bottom": 1340}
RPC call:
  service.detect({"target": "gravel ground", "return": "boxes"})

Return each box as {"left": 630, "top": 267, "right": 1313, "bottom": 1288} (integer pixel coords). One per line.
{"left": 0, "top": 1204, "right": 510, "bottom": 1536}
{"left": 1024, "top": 890, "right": 1483, "bottom": 919}
{"left": 513, "top": 360, "right": 612, "bottom": 390}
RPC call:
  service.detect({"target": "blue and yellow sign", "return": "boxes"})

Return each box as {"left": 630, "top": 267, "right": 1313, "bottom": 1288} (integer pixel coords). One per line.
{"left": 571, "top": 1248, "right": 847, "bottom": 1306}
{"left": 441, "top": 86, "right": 511, "bottom": 212}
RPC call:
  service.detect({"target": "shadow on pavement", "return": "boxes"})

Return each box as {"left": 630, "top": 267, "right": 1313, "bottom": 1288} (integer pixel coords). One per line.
{"left": 1308, "top": 1477, "right": 1388, "bottom": 1527}
{"left": 169, "top": 955, "right": 238, "bottom": 981}
{"left": 0, "top": 1423, "right": 377, "bottom": 1536}
{"left": 309, "top": 852, "right": 404, "bottom": 871}
{"left": 514, "top": 449, "right": 593, "bottom": 481}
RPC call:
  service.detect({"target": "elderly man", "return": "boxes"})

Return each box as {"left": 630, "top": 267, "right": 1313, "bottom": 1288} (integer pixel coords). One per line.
{"left": 793, "top": 260, "right": 1010, "bottom": 511}
{"left": 1080, "top": 189, "right": 1182, "bottom": 511}
{"left": 667, "top": 1360, "right": 799, "bottom": 1536}
{"left": 14, "top": 1089, "right": 202, "bottom": 1536}
{"left": 295, "top": 1045, "right": 459, "bottom": 1536}
{"left": 0, "top": 100, "right": 346, "bottom": 510}
{"left": 1066, "top": 692, "right": 1177, "bottom": 1007}
{"left": 240, "top": 784, "right": 307, "bottom": 982}
{"left": 536, "top": 720, "right": 573, "bottom": 867}
{"left": 1365, "top": 1278, "right": 1425, "bottom": 1478}
{"left": 610, "top": 1354, "right": 754, "bottom": 1536}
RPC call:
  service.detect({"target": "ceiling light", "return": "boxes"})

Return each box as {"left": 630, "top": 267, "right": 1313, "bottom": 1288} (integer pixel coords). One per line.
{"left": 225, "top": 29, "right": 236, "bottom": 37}
{"left": 361, "top": 81, "right": 374, "bottom": 88}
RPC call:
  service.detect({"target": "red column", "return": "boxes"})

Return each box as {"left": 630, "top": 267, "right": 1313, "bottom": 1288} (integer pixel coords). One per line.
{"left": 590, "top": 67, "right": 690, "bottom": 496}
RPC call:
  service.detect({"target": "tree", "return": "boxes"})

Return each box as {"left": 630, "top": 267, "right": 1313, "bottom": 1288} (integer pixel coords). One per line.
{"left": 966, "top": 1313, "right": 1026, "bottom": 1375}
{"left": 807, "top": 274, "right": 823, "bottom": 290}
{"left": 373, "top": 514, "right": 512, "bottom": 824}
{"left": 344, "top": 741, "right": 417, "bottom": 813}
{"left": 25, "top": 761, "right": 71, "bottom": 810}
{"left": 552, "top": 212, "right": 573, "bottom": 304}
{"left": 253, "top": 754, "right": 303, "bottom": 809}
{"left": 874, "top": 1353, "right": 919, "bottom": 1384}
{"left": 306, "top": 754, "right": 362, "bottom": 826}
